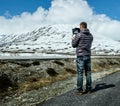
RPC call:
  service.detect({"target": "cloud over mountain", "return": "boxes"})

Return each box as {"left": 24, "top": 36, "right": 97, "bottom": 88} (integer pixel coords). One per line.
{"left": 0, "top": 0, "right": 120, "bottom": 40}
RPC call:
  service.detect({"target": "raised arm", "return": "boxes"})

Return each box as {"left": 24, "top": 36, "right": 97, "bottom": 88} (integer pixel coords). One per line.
{"left": 72, "top": 34, "right": 80, "bottom": 48}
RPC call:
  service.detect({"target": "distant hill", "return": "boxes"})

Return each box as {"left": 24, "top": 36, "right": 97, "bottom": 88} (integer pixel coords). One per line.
{"left": 0, "top": 24, "right": 120, "bottom": 56}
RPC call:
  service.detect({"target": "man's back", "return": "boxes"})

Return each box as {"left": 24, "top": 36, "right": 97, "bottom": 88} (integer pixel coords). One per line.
{"left": 72, "top": 28, "right": 93, "bottom": 56}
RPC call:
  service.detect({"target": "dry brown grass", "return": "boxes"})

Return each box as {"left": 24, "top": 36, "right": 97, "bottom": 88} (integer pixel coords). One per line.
{"left": 91, "top": 59, "right": 120, "bottom": 72}
{"left": 19, "top": 72, "right": 74, "bottom": 93}
{"left": 18, "top": 59, "right": 120, "bottom": 93}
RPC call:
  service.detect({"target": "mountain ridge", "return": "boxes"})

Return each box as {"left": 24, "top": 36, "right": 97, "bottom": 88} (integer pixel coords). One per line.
{"left": 0, "top": 24, "right": 120, "bottom": 56}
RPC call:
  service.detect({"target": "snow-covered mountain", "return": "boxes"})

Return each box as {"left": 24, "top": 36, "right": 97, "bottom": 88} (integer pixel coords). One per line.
{"left": 0, "top": 24, "right": 120, "bottom": 56}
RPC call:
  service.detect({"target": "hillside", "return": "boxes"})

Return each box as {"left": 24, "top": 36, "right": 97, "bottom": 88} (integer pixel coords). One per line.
{"left": 0, "top": 24, "right": 120, "bottom": 56}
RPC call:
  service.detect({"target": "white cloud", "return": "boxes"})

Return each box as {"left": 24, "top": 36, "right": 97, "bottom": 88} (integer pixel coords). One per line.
{"left": 46, "top": 0, "right": 93, "bottom": 24}
{"left": 0, "top": 0, "right": 120, "bottom": 40}
{"left": 4, "top": 11, "right": 12, "bottom": 18}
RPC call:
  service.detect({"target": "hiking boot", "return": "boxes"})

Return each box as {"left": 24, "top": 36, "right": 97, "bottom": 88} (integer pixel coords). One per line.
{"left": 85, "top": 89, "right": 92, "bottom": 94}
{"left": 87, "top": 90, "right": 92, "bottom": 94}
{"left": 74, "top": 90, "right": 84, "bottom": 95}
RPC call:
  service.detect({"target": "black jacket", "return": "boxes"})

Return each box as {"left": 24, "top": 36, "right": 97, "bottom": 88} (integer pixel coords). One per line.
{"left": 72, "top": 29, "right": 93, "bottom": 56}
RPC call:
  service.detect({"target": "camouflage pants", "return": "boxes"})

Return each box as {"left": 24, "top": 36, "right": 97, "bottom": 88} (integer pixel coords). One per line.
{"left": 76, "top": 55, "right": 92, "bottom": 91}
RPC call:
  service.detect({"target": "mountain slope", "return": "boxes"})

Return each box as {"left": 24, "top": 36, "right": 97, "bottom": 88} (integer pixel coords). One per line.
{"left": 0, "top": 24, "right": 120, "bottom": 56}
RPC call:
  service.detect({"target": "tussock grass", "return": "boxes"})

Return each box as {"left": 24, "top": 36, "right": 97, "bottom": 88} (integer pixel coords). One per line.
{"left": 91, "top": 59, "right": 120, "bottom": 72}
{"left": 19, "top": 72, "right": 74, "bottom": 93}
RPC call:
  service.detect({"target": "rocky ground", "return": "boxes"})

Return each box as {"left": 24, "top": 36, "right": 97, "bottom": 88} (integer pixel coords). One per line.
{"left": 0, "top": 57, "right": 120, "bottom": 106}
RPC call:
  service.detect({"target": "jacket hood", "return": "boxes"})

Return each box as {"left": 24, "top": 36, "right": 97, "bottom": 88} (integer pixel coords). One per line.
{"left": 81, "top": 29, "right": 90, "bottom": 34}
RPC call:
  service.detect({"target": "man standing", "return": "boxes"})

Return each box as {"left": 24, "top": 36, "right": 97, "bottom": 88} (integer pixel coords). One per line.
{"left": 72, "top": 22, "right": 93, "bottom": 95}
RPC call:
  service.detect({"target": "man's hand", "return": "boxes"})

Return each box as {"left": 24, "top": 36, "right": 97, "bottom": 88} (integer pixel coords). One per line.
{"left": 72, "top": 34, "right": 76, "bottom": 40}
